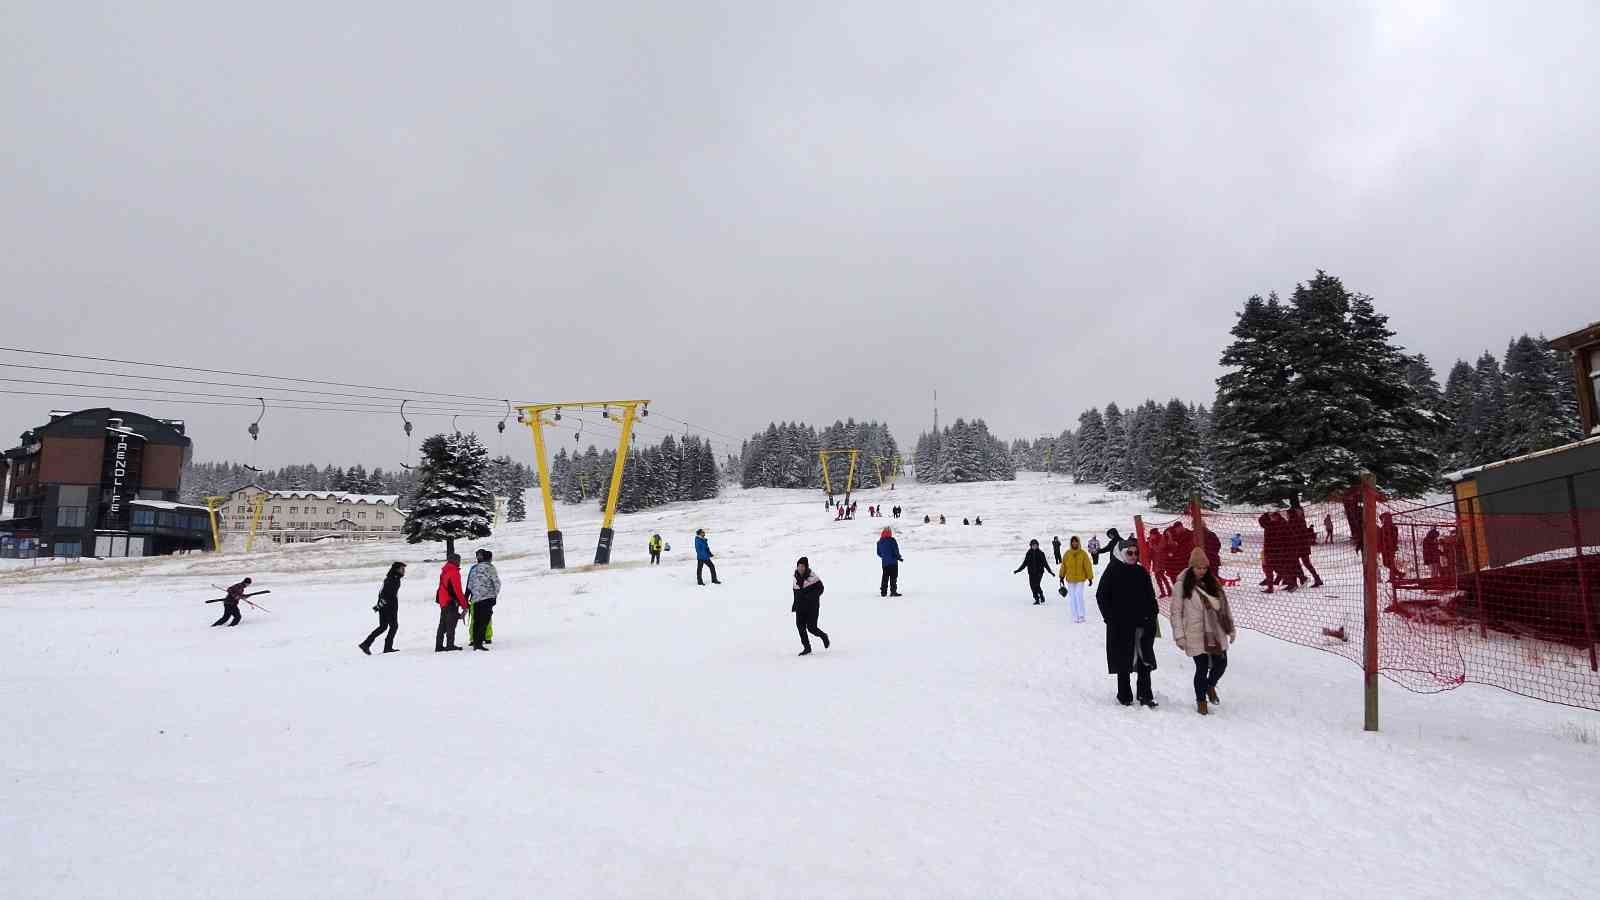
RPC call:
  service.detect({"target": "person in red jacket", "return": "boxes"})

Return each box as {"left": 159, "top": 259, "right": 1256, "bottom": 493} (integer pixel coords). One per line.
{"left": 435, "top": 553, "right": 467, "bottom": 652}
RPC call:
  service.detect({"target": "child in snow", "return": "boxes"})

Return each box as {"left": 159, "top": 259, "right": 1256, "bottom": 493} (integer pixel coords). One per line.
{"left": 1014, "top": 539, "right": 1056, "bottom": 605}
{"left": 877, "top": 528, "right": 903, "bottom": 597}
{"left": 466, "top": 549, "right": 500, "bottom": 651}
{"left": 791, "top": 557, "right": 830, "bottom": 656}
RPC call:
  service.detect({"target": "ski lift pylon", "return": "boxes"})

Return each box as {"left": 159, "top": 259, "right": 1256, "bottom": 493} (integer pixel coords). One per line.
{"left": 399, "top": 400, "right": 416, "bottom": 470}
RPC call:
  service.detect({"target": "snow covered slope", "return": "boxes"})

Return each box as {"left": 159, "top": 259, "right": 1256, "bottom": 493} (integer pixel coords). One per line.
{"left": 3, "top": 474, "right": 1597, "bottom": 898}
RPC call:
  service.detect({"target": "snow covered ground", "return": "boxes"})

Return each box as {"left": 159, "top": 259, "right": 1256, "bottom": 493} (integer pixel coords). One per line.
{"left": 4, "top": 474, "right": 1598, "bottom": 899}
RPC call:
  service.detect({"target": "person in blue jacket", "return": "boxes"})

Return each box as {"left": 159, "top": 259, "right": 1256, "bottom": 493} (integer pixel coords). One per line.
{"left": 876, "top": 527, "right": 904, "bottom": 597}
{"left": 694, "top": 528, "right": 721, "bottom": 586}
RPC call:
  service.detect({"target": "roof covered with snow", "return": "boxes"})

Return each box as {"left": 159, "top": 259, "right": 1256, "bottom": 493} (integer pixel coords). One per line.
{"left": 130, "top": 500, "right": 211, "bottom": 512}
{"left": 242, "top": 489, "right": 402, "bottom": 506}
{"left": 1442, "top": 434, "right": 1600, "bottom": 482}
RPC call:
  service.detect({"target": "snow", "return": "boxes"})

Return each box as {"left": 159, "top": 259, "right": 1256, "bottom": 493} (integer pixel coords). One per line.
{"left": 3, "top": 473, "right": 1598, "bottom": 898}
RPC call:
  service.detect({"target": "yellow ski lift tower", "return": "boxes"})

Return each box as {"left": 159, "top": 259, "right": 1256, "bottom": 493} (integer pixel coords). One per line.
{"left": 517, "top": 399, "right": 649, "bottom": 568}
{"left": 202, "top": 495, "right": 228, "bottom": 552}
{"left": 818, "top": 448, "right": 862, "bottom": 498}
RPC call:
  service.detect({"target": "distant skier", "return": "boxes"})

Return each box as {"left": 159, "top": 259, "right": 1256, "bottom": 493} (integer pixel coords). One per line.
{"left": 211, "top": 577, "right": 251, "bottom": 627}
{"left": 466, "top": 549, "right": 500, "bottom": 651}
{"left": 923, "top": 515, "right": 931, "bottom": 524}
{"left": 359, "top": 562, "right": 405, "bottom": 654}
{"left": 974, "top": 516, "right": 983, "bottom": 526}
{"left": 1059, "top": 536, "right": 1094, "bottom": 623}
{"left": 648, "top": 533, "right": 663, "bottom": 565}
{"left": 877, "top": 527, "right": 903, "bottom": 597}
{"left": 791, "top": 556, "right": 830, "bottom": 656}
{"left": 1170, "top": 547, "right": 1235, "bottom": 715}
{"left": 1096, "top": 539, "right": 1160, "bottom": 707}
{"left": 939, "top": 514, "right": 946, "bottom": 525}
{"left": 695, "top": 529, "right": 721, "bottom": 585}
{"left": 1230, "top": 533, "right": 1243, "bottom": 554}
{"left": 1014, "top": 539, "right": 1057, "bottom": 605}
{"left": 1323, "top": 513, "right": 1334, "bottom": 544}
{"left": 963, "top": 518, "right": 970, "bottom": 526}
{"left": 1051, "top": 536, "right": 1062, "bottom": 565}
{"left": 435, "top": 553, "right": 466, "bottom": 652}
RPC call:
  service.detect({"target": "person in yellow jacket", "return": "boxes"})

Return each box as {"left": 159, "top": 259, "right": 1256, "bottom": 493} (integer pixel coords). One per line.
{"left": 648, "top": 534, "right": 663, "bottom": 565}
{"left": 1059, "top": 535, "right": 1095, "bottom": 623}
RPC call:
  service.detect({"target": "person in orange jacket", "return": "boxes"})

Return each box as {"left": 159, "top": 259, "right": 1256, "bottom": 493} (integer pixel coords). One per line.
{"left": 435, "top": 553, "right": 467, "bottom": 652}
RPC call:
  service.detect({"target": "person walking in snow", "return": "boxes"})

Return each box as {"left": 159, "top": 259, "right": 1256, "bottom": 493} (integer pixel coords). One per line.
{"left": 360, "top": 562, "right": 405, "bottom": 654}
{"left": 1146, "top": 527, "right": 1171, "bottom": 597}
{"left": 1170, "top": 547, "right": 1236, "bottom": 715}
{"left": 1323, "top": 512, "right": 1335, "bottom": 545}
{"left": 466, "top": 549, "right": 500, "bottom": 651}
{"left": 694, "top": 529, "right": 721, "bottom": 585}
{"left": 791, "top": 556, "right": 830, "bottom": 656}
{"left": 435, "top": 553, "right": 467, "bottom": 652}
{"left": 648, "top": 533, "right": 663, "bottom": 565}
{"left": 1230, "top": 533, "right": 1243, "bottom": 554}
{"left": 1422, "top": 527, "right": 1442, "bottom": 579}
{"left": 1051, "top": 536, "right": 1062, "bottom": 565}
{"left": 1096, "top": 539, "right": 1160, "bottom": 707}
{"left": 877, "top": 527, "right": 903, "bottom": 597}
{"left": 1288, "top": 505, "right": 1323, "bottom": 588}
{"left": 1059, "top": 535, "right": 1094, "bottom": 623}
{"left": 1087, "top": 534, "right": 1102, "bottom": 559}
{"left": 1014, "top": 539, "right": 1057, "bottom": 605}
{"left": 211, "top": 577, "right": 251, "bottom": 627}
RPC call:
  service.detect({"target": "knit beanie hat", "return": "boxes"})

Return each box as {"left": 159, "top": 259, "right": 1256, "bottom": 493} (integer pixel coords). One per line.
{"left": 1188, "top": 547, "right": 1209, "bottom": 569}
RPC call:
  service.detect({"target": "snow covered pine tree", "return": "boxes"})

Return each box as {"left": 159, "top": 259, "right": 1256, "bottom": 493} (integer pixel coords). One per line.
{"left": 402, "top": 432, "right": 495, "bottom": 557}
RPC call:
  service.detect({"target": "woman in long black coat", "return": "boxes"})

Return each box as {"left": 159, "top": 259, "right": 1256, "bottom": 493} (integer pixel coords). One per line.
{"left": 1095, "top": 540, "right": 1160, "bottom": 707}
{"left": 791, "top": 556, "right": 830, "bottom": 656}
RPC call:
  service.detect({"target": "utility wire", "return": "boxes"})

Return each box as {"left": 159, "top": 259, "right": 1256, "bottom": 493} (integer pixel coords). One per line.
{"left": 0, "top": 345, "right": 509, "bottom": 403}
{"left": 0, "top": 376, "right": 500, "bottom": 413}
{"left": 0, "top": 387, "right": 503, "bottom": 418}
{"left": 0, "top": 361, "right": 509, "bottom": 409}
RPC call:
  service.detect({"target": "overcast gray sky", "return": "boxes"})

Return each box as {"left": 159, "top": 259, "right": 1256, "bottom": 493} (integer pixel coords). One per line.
{"left": 3, "top": 2, "right": 1597, "bottom": 468}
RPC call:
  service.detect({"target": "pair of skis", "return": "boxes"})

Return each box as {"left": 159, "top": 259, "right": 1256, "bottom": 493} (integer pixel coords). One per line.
{"left": 206, "top": 584, "right": 273, "bottom": 613}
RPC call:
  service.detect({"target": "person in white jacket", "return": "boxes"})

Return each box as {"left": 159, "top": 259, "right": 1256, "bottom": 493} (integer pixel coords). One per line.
{"left": 1169, "top": 547, "right": 1237, "bottom": 715}
{"left": 466, "top": 549, "right": 502, "bottom": 651}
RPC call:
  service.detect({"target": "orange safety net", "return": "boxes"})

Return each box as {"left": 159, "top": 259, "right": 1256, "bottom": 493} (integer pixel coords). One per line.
{"left": 1138, "top": 491, "right": 1600, "bottom": 711}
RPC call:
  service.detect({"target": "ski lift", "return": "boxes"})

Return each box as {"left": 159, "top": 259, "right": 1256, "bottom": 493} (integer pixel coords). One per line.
{"left": 573, "top": 416, "right": 584, "bottom": 443}
{"left": 399, "top": 401, "right": 416, "bottom": 470}
{"left": 640, "top": 402, "right": 649, "bottom": 418}
{"left": 452, "top": 414, "right": 461, "bottom": 436}
{"left": 497, "top": 401, "right": 510, "bottom": 436}
{"left": 248, "top": 397, "right": 265, "bottom": 442}
{"left": 601, "top": 404, "right": 610, "bottom": 419}
{"left": 553, "top": 407, "right": 562, "bottom": 422}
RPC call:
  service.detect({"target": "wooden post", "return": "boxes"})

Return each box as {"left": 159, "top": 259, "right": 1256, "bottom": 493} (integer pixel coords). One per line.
{"left": 1361, "top": 473, "right": 1381, "bottom": 732}
{"left": 1133, "top": 515, "right": 1147, "bottom": 565}
{"left": 1566, "top": 476, "right": 1598, "bottom": 672}
{"left": 1190, "top": 494, "right": 1206, "bottom": 560}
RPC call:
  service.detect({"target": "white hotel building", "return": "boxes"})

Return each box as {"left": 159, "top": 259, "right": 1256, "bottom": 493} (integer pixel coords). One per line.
{"left": 218, "top": 485, "right": 407, "bottom": 543}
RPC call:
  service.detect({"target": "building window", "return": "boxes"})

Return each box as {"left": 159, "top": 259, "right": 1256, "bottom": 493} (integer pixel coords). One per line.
{"left": 327, "top": 507, "right": 334, "bottom": 515}
{"left": 55, "top": 542, "right": 83, "bottom": 558}
{"left": 272, "top": 506, "right": 282, "bottom": 513}
{"left": 56, "top": 506, "right": 86, "bottom": 527}
{"left": 289, "top": 506, "right": 298, "bottom": 514}
{"left": 376, "top": 512, "right": 385, "bottom": 520}
{"left": 358, "top": 511, "right": 367, "bottom": 519}
{"left": 131, "top": 509, "right": 157, "bottom": 526}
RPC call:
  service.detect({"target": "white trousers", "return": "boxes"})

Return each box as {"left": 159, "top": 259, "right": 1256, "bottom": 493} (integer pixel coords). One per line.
{"left": 1066, "top": 581, "right": 1087, "bottom": 620}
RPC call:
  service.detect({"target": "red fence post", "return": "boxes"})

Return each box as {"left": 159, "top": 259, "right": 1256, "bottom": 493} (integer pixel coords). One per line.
{"left": 1190, "top": 495, "right": 1206, "bottom": 556}
{"left": 1362, "top": 473, "right": 1381, "bottom": 732}
{"left": 1566, "top": 476, "right": 1598, "bottom": 672}
{"left": 1134, "top": 515, "right": 1147, "bottom": 563}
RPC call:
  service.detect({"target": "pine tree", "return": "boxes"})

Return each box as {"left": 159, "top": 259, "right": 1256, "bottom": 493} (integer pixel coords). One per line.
{"left": 402, "top": 432, "right": 495, "bottom": 557}
{"left": 1440, "top": 359, "right": 1477, "bottom": 470}
{"left": 506, "top": 487, "right": 527, "bottom": 522}
{"left": 1213, "top": 294, "right": 1299, "bottom": 504}
{"left": 1102, "top": 403, "right": 1129, "bottom": 490}
{"left": 1074, "top": 408, "right": 1107, "bottom": 483}
{"left": 1502, "top": 334, "right": 1582, "bottom": 458}
{"left": 1149, "top": 399, "right": 1215, "bottom": 510}
{"left": 1466, "top": 352, "right": 1507, "bottom": 465}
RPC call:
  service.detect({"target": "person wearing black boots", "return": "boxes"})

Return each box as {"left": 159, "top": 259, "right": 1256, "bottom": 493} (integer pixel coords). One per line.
{"left": 791, "top": 557, "right": 830, "bottom": 656}
{"left": 1097, "top": 539, "right": 1160, "bottom": 707}
{"left": 360, "top": 562, "right": 405, "bottom": 655}
{"left": 1051, "top": 536, "right": 1062, "bottom": 565}
{"left": 1013, "top": 539, "right": 1056, "bottom": 605}
{"left": 211, "top": 577, "right": 251, "bottom": 627}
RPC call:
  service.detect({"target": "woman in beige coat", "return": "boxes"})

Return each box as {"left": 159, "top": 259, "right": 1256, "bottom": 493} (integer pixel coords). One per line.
{"left": 1170, "top": 546, "right": 1237, "bottom": 715}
